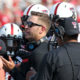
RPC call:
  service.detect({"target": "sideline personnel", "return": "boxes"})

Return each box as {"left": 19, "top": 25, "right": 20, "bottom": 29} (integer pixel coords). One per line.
{"left": 0, "top": 11, "right": 51, "bottom": 80}
{"left": 32, "top": 17, "right": 80, "bottom": 80}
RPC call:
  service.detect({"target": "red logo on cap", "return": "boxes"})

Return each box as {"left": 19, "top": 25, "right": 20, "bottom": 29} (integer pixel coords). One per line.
{"left": 42, "top": 10, "right": 48, "bottom": 14}
{"left": 0, "top": 46, "right": 2, "bottom": 50}
{"left": 72, "top": 22, "right": 77, "bottom": 28}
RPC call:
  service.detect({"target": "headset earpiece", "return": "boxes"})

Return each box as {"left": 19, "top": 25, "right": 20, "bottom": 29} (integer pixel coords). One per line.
{"left": 25, "top": 37, "right": 48, "bottom": 51}
{"left": 54, "top": 23, "right": 65, "bottom": 40}
{"left": 57, "top": 25, "right": 65, "bottom": 36}
{"left": 25, "top": 41, "right": 40, "bottom": 51}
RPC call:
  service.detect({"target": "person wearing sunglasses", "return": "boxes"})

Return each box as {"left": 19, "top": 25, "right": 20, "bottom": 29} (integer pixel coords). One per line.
{"left": 24, "top": 11, "right": 50, "bottom": 41}
{"left": 0, "top": 11, "right": 51, "bottom": 80}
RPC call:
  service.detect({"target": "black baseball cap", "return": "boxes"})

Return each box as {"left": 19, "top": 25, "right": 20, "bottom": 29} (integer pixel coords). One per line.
{"left": 60, "top": 17, "right": 80, "bottom": 35}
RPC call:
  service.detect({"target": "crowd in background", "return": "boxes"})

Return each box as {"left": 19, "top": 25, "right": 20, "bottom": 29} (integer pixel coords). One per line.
{"left": 0, "top": 0, "right": 80, "bottom": 28}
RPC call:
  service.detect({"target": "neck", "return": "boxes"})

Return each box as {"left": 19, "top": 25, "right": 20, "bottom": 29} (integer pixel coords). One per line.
{"left": 35, "top": 34, "right": 46, "bottom": 41}
{"left": 68, "top": 39, "right": 77, "bottom": 42}
{"left": 63, "top": 39, "right": 77, "bottom": 45}
{"left": 58, "top": 38, "right": 77, "bottom": 46}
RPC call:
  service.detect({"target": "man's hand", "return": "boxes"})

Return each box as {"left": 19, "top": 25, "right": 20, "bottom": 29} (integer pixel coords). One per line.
{"left": 0, "top": 56, "right": 15, "bottom": 72}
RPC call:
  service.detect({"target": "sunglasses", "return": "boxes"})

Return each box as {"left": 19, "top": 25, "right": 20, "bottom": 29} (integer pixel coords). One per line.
{"left": 24, "top": 21, "right": 42, "bottom": 28}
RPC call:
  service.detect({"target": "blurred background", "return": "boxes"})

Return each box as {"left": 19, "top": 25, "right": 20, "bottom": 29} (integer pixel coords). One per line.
{"left": 0, "top": 0, "right": 80, "bottom": 28}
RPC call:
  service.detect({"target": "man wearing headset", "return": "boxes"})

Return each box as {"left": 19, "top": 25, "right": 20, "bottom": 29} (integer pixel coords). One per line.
{"left": 31, "top": 2, "right": 80, "bottom": 80}
{"left": 32, "top": 17, "right": 80, "bottom": 80}
{"left": 0, "top": 5, "right": 51, "bottom": 80}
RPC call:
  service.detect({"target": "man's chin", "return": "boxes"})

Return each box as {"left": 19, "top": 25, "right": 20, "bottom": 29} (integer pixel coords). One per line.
{"left": 25, "top": 36, "right": 31, "bottom": 40}
{"left": 25, "top": 36, "right": 30, "bottom": 39}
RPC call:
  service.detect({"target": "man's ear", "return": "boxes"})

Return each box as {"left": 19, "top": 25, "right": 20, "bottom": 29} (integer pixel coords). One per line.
{"left": 42, "top": 26, "right": 46, "bottom": 31}
{"left": 39, "top": 26, "right": 46, "bottom": 34}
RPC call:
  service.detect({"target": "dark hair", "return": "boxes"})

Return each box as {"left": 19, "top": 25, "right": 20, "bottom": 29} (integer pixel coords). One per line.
{"left": 63, "top": 34, "right": 78, "bottom": 41}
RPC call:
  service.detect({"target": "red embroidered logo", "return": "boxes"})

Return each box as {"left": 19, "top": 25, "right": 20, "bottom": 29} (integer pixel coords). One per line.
{"left": 72, "top": 22, "right": 77, "bottom": 28}
{"left": 42, "top": 10, "right": 48, "bottom": 14}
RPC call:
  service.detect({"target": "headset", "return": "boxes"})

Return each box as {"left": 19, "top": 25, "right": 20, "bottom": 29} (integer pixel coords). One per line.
{"left": 50, "top": 15, "right": 65, "bottom": 40}
{"left": 25, "top": 37, "right": 48, "bottom": 51}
